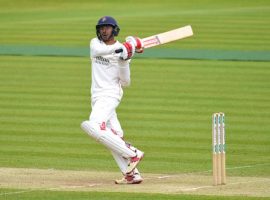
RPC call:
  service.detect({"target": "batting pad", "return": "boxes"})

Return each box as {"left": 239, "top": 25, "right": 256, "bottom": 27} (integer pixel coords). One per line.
{"left": 81, "top": 121, "right": 136, "bottom": 158}
{"left": 111, "top": 151, "right": 128, "bottom": 174}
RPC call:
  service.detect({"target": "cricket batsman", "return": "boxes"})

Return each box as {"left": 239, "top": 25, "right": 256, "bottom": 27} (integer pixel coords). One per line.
{"left": 81, "top": 16, "right": 144, "bottom": 184}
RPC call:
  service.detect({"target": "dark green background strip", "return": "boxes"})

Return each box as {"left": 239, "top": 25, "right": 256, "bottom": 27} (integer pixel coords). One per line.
{"left": 0, "top": 45, "right": 88, "bottom": 57}
{"left": 0, "top": 45, "right": 269, "bottom": 61}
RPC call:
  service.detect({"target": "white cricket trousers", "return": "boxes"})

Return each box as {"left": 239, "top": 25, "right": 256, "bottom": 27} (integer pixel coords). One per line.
{"left": 81, "top": 96, "right": 139, "bottom": 174}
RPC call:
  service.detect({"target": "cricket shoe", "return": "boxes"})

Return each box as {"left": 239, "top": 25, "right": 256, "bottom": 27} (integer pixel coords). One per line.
{"left": 126, "top": 150, "right": 144, "bottom": 174}
{"left": 115, "top": 172, "right": 143, "bottom": 184}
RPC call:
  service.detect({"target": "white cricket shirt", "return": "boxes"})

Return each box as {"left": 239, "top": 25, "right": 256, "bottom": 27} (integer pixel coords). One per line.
{"left": 90, "top": 38, "right": 131, "bottom": 101}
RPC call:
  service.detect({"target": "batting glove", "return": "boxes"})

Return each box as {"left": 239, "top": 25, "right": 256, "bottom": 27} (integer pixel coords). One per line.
{"left": 126, "top": 36, "right": 144, "bottom": 53}
{"left": 120, "top": 41, "right": 135, "bottom": 60}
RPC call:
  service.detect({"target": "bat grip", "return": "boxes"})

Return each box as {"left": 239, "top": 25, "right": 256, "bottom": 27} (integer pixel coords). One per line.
{"left": 115, "top": 49, "right": 123, "bottom": 53}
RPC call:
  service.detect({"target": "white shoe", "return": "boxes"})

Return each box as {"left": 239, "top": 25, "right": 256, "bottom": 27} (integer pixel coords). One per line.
{"left": 126, "top": 150, "right": 144, "bottom": 174}
{"left": 115, "top": 172, "right": 143, "bottom": 184}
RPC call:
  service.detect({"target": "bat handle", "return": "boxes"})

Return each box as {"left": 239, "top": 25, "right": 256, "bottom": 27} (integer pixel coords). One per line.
{"left": 115, "top": 49, "right": 123, "bottom": 53}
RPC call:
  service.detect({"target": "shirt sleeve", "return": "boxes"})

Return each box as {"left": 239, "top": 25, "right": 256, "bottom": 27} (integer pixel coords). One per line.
{"left": 119, "top": 59, "right": 131, "bottom": 87}
{"left": 90, "top": 38, "right": 121, "bottom": 57}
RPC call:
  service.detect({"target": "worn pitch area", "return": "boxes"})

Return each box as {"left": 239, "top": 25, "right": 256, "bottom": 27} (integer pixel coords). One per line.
{"left": 0, "top": 168, "right": 269, "bottom": 197}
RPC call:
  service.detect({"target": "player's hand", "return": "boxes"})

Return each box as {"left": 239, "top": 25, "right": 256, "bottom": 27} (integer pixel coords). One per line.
{"left": 119, "top": 41, "right": 135, "bottom": 60}
{"left": 126, "top": 36, "right": 144, "bottom": 53}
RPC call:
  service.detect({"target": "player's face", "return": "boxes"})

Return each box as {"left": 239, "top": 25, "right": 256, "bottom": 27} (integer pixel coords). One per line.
{"left": 100, "top": 25, "right": 114, "bottom": 42}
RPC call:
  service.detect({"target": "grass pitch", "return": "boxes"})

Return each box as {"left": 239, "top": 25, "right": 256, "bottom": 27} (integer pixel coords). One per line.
{"left": 0, "top": 0, "right": 270, "bottom": 199}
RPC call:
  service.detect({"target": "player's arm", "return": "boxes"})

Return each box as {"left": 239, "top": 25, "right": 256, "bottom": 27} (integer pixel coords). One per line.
{"left": 117, "top": 36, "right": 143, "bottom": 87}
{"left": 90, "top": 38, "right": 121, "bottom": 57}
{"left": 119, "top": 59, "right": 131, "bottom": 87}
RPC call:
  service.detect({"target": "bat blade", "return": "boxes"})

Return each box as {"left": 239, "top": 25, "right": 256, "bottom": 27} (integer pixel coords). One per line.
{"left": 114, "top": 25, "right": 193, "bottom": 53}
{"left": 142, "top": 25, "right": 193, "bottom": 48}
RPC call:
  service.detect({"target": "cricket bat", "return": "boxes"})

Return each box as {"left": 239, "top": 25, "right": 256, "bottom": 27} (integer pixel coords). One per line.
{"left": 115, "top": 25, "right": 193, "bottom": 53}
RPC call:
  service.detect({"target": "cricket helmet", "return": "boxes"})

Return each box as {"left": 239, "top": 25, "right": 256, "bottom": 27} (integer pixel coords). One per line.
{"left": 96, "top": 16, "right": 120, "bottom": 39}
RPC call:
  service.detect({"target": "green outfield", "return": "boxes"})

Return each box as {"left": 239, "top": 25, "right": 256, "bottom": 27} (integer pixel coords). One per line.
{"left": 0, "top": 0, "right": 270, "bottom": 199}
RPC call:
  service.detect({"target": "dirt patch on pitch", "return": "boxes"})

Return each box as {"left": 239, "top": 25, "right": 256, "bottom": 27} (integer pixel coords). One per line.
{"left": 0, "top": 167, "right": 269, "bottom": 197}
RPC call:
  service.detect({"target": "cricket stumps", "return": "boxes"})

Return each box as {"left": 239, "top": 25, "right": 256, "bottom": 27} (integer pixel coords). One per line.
{"left": 212, "top": 112, "right": 226, "bottom": 186}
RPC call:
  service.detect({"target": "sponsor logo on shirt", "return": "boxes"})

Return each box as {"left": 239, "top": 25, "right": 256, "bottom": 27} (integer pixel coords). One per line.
{"left": 94, "top": 56, "right": 110, "bottom": 66}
